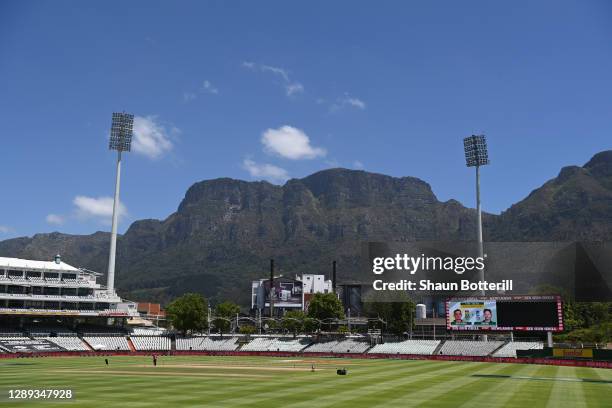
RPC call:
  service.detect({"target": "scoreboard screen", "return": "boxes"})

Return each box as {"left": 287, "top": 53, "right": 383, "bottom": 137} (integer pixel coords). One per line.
{"left": 446, "top": 295, "right": 563, "bottom": 331}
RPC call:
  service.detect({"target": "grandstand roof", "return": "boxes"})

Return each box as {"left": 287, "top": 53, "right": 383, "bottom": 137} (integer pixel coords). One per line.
{"left": 0, "top": 256, "right": 80, "bottom": 272}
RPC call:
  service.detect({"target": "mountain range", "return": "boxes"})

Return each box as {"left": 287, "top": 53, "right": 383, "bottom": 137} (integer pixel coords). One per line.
{"left": 2, "top": 150, "right": 612, "bottom": 307}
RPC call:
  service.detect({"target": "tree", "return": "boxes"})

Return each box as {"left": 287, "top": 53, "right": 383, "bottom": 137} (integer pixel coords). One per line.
{"left": 307, "top": 293, "right": 344, "bottom": 324}
{"left": 166, "top": 293, "right": 208, "bottom": 335}
{"left": 214, "top": 301, "right": 240, "bottom": 334}
{"left": 364, "top": 292, "right": 415, "bottom": 335}
{"left": 239, "top": 325, "right": 257, "bottom": 335}
{"left": 281, "top": 310, "right": 307, "bottom": 335}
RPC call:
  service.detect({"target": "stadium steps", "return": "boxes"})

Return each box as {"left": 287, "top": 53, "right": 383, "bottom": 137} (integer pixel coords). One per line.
{"left": 126, "top": 337, "right": 136, "bottom": 352}
{"left": 80, "top": 336, "right": 94, "bottom": 351}
{"left": 432, "top": 340, "right": 445, "bottom": 355}
{"left": 489, "top": 341, "right": 509, "bottom": 357}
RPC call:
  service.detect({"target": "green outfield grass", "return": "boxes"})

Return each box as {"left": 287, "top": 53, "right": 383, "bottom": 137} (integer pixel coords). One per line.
{"left": 0, "top": 355, "right": 609, "bottom": 407}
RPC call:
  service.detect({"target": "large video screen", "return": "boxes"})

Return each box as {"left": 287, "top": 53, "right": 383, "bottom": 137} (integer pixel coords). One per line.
{"left": 446, "top": 295, "right": 563, "bottom": 331}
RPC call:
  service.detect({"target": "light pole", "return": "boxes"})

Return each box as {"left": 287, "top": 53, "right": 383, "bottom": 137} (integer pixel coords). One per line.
{"left": 107, "top": 112, "right": 133, "bottom": 294}
{"left": 463, "top": 135, "right": 489, "bottom": 297}
{"left": 464, "top": 134, "right": 490, "bottom": 342}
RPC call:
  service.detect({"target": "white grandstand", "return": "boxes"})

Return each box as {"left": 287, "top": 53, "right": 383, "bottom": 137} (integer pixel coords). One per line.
{"left": 241, "top": 337, "right": 310, "bottom": 352}
{"left": 0, "top": 256, "right": 137, "bottom": 318}
{"left": 83, "top": 336, "right": 130, "bottom": 351}
{"left": 41, "top": 337, "right": 89, "bottom": 351}
{"left": 305, "top": 339, "right": 370, "bottom": 353}
{"left": 438, "top": 340, "right": 504, "bottom": 356}
{"left": 176, "top": 337, "right": 239, "bottom": 351}
{"left": 492, "top": 341, "right": 544, "bottom": 358}
{"left": 368, "top": 340, "right": 440, "bottom": 355}
{"left": 131, "top": 327, "right": 166, "bottom": 336}
{"left": 130, "top": 336, "right": 171, "bottom": 351}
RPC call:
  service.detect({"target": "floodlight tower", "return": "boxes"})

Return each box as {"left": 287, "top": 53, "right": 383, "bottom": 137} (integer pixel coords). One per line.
{"left": 107, "top": 112, "right": 134, "bottom": 294}
{"left": 463, "top": 135, "right": 489, "bottom": 297}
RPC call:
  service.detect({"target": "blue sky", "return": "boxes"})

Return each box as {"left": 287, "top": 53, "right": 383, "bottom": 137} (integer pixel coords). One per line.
{"left": 0, "top": 1, "right": 611, "bottom": 239}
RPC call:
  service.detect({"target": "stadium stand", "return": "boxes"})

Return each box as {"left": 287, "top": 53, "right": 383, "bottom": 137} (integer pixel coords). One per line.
{"left": 175, "top": 337, "right": 203, "bottom": 351}
{"left": 201, "top": 337, "right": 240, "bottom": 351}
{"left": 305, "top": 339, "right": 370, "bottom": 353}
{"left": 241, "top": 337, "right": 311, "bottom": 352}
{"left": 78, "top": 325, "right": 126, "bottom": 335}
{"left": 131, "top": 327, "right": 166, "bottom": 336}
{"left": 492, "top": 341, "right": 544, "bottom": 358}
{"left": 24, "top": 325, "right": 77, "bottom": 337}
{"left": 368, "top": 340, "right": 441, "bottom": 355}
{"left": 40, "top": 337, "right": 89, "bottom": 351}
{"left": 130, "top": 336, "right": 171, "bottom": 351}
{"left": 0, "top": 328, "right": 25, "bottom": 337}
{"left": 0, "top": 338, "right": 65, "bottom": 353}
{"left": 240, "top": 337, "right": 275, "bottom": 351}
{"left": 175, "top": 337, "right": 240, "bottom": 351}
{"left": 83, "top": 336, "right": 131, "bottom": 351}
{"left": 438, "top": 340, "right": 503, "bottom": 356}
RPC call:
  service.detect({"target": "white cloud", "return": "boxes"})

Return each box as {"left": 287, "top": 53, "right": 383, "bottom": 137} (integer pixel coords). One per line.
{"left": 261, "top": 126, "right": 326, "bottom": 160}
{"left": 353, "top": 160, "right": 364, "bottom": 169}
{"left": 183, "top": 92, "right": 197, "bottom": 102}
{"left": 243, "top": 62, "right": 304, "bottom": 96}
{"left": 0, "top": 225, "right": 13, "bottom": 234}
{"left": 330, "top": 93, "right": 366, "bottom": 111}
{"left": 285, "top": 82, "right": 304, "bottom": 96}
{"left": 46, "top": 214, "right": 65, "bottom": 225}
{"left": 201, "top": 80, "right": 219, "bottom": 94}
{"left": 73, "top": 196, "right": 127, "bottom": 222}
{"left": 260, "top": 64, "right": 290, "bottom": 82}
{"left": 345, "top": 97, "right": 366, "bottom": 109}
{"left": 132, "top": 116, "right": 175, "bottom": 159}
{"left": 242, "top": 159, "right": 289, "bottom": 184}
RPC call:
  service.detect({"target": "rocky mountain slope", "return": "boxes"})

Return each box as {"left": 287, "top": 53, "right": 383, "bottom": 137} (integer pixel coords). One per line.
{"left": 2, "top": 151, "right": 611, "bottom": 306}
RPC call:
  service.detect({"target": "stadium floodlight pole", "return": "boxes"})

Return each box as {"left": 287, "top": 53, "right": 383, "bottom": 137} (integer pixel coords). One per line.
{"left": 269, "top": 259, "right": 274, "bottom": 318}
{"left": 463, "top": 135, "right": 490, "bottom": 297}
{"left": 207, "top": 302, "right": 211, "bottom": 335}
{"left": 107, "top": 112, "right": 133, "bottom": 294}
{"left": 348, "top": 308, "right": 351, "bottom": 333}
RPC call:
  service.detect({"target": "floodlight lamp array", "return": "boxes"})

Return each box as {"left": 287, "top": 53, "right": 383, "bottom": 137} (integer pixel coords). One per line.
{"left": 463, "top": 134, "right": 489, "bottom": 167}
{"left": 109, "top": 112, "right": 134, "bottom": 152}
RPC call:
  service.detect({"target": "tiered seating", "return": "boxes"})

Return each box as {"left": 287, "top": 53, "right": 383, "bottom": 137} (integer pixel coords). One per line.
{"left": 131, "top": 327, "right": 166, "bottom": 336}
{"left": 368, "top": 340, "right": 440, "bottom": 355}
{"left": 78, "top": 325, "right": 126, "bottom": 336}
{"left": 333, "top": 339, "right": 370, "bottom": 353}
{"left": 41, "top": 337, "right": 89, "bottom": 351}
{"left": 175, "top": 337, "right": 239, "bottom": 351}
{"left": 492, "top": 341, "right": 543, "bottom": 358}
{"left": 304, "top": 340, "right": 340, "bottom": 352}
{"left": 438, "top": 340, "right": 503, "bottom": 356}
{"left": 241, "top": 337, "right": 310, "bottom": 352}
{"left": 176, "top": 337, "right": 203, "bottom": 351}
{"left": 131, "top": 336, "right": 171, "bottom": 351}
{"left": 25, "top": 325, "right": 76, "bottom": 337}
{"left": 83, "top": 336, "right": 130, "bottom": 351}
{"left": 0, "top": 328, "right": 24, "bottom": 337}
{"left": 200, "top": 337, "right": 239, "bottom": 351}
{"left": 241, "top": 337, "right": 275, "bottom": 351}
{"left": 268, "top": 338, "right": 311, "bottom": 352}
{"left": 305, "top": 339, "right": 370, "bottom": 353}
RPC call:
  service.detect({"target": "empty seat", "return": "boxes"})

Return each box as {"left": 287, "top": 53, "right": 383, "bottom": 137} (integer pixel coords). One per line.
{"left": 438, "top": 340, "right": 503, "bottom": 356}
{"left": 368, "top": 340, "right": 440, "bottom": 355}
{"left": 130, "top": 336, "right": 171, "bottom": 351}
{"left": 492, "top": 341, "right": 543, "bottom": 358}
{"left": 83, "top": 336, "right": 130, "bottom": 351}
